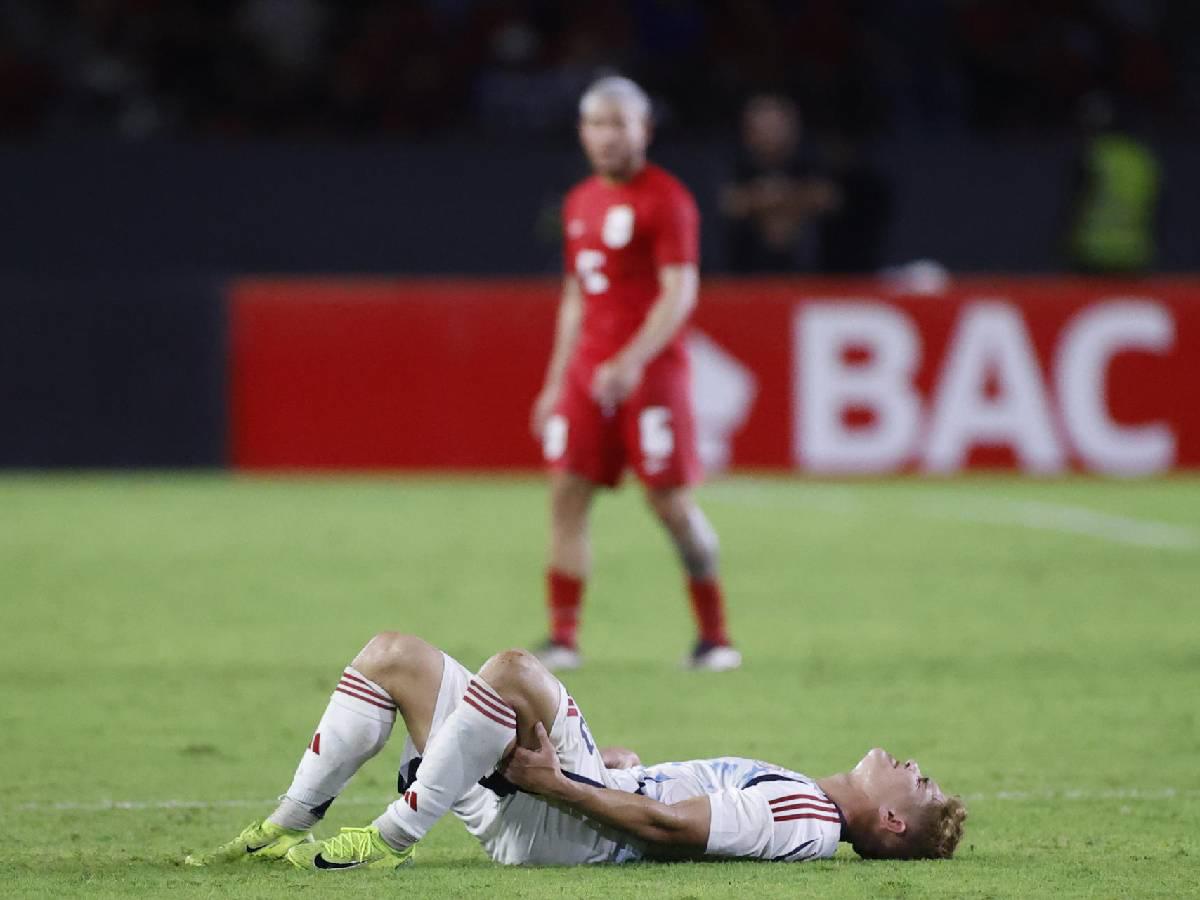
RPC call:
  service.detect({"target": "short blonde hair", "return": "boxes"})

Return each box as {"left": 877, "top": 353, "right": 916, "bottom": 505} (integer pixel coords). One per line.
{"left": 579, "top": 76, "right": 651, "bottom": 121}
{"left": 853, "top": 794, "right": 967, "bottom": 860}
{"left": 909, "top": 794, "right": 968, "bottom": 859}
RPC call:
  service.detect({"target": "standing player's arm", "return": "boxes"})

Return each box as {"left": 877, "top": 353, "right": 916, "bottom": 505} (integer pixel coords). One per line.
{"left": 620, "top": 263, "right": 699, "bottom": 370}
{"left": 591, "top": 264, "right": 699, "bottom": 408}
{"left": 505, "top": 723, "right": 709, "bottom": 847}
{"left": 531, "top": 275, "right": 584, "bottom": 438}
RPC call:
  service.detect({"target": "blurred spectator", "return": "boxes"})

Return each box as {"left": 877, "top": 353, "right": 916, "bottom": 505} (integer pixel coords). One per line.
{"left": 0, "top": 1, "right": 1194, "bottom": 140}
{"left": 814, "top": 132, "right": 893, "bottom": 274}
{"left": 720, "top": 94, "right": 839, "bottom": 272}
{"left": 1062, "top": 93, "right": 1161, "bottom": 275}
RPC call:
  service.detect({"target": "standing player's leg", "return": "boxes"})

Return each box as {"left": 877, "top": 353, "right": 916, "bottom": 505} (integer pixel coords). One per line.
{"left": 184, "top": 632, "right": 445, "bottom": 866}
{"left": 644, "top": 486, "right": 739, "bottom": 670}
{"left": 626, "top": 368, "right": 739, "bottom": 671}
{"left": 541, "top": 470, "right": 596, "bottom": 667}
{"left": 538, "top": 380, "right": 623, "bottom": 669}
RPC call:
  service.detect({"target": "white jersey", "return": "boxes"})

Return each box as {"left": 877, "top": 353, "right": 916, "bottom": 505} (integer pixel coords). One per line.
{"left": 411, "top": 653, "right": 842, "bottom": 866}
{"left": 606, "top": 757, "right": 843, "bottom": 862}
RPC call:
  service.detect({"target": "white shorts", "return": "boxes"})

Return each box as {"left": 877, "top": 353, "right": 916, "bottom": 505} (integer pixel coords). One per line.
{"left": 397, "top": 652, "right": 639, "bottom": 865}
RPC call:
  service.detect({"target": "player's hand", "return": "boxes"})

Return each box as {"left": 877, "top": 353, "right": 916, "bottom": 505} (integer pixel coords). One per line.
{"left": 600, "top": 746, "right": 641, "bottom": 769}
{"left": 531, "top": 384, "right": 560, "bottom": 440}
{"left": 501, "top": 722, "right": 565, "bottom": 796}
{"left": 591, "top": 357, "right": 643, "bottom": 411}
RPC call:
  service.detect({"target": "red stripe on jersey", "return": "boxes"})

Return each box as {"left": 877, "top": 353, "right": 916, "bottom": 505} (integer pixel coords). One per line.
{"left": 465, "top": 684, "right": 516, "bottom": 721}
{"left": 468, "top": 678, "right": 510, "bottom": 710}
{"left": 340, "top": 671, "right": 391, "bottom": 702}
{"left": 462, "top": 694, "right": 516, "bottom": 728}
{"left": 771, "top": 802, "right": 840, "bottom": 815}
{"left": 334, "top": 686, "right": 396, "bottom": 711}
{"left": 774, "top": 813, "right": 841, "bottom": 824}
{"left": 768, "top": 793, "right": 836, "bottom": 809}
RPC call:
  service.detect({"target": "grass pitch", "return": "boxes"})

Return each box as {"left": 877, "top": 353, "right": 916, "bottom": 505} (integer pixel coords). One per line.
{"left": 2, "top": 473, "right": 1198, "bottom": 898}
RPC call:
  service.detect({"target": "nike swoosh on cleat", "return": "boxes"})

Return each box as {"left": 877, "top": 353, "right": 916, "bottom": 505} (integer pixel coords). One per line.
{"left": 313, "top": 854, "right": 369, "bottom": 870}
{"left": 245, "top": 843, "right": 273, "bottom": 854}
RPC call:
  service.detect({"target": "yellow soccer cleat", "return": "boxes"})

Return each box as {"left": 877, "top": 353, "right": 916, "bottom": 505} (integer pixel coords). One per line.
{"left": 286, "top": 825, "right": 414, "bottom": 871}
{"left": 184, "top": 819, "right": 313, "bottom": 866}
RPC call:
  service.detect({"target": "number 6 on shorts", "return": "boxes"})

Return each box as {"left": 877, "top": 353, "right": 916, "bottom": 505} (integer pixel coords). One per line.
{"left": 639, "top": 406, "right": 674, "bottom": 466}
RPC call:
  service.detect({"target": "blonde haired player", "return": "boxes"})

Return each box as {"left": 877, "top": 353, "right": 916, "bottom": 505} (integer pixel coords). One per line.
{"left": 187, "top": 632, "right": 966, "bottom": 870}
{"left": 531, "top": 75, "right": 738, "bottom": 672}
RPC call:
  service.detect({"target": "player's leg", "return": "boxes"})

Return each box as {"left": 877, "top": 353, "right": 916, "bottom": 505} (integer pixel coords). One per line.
{"left": 542, "top": 470, "right": 596, "bottom": 665}
{"left": 268, "top": 632, "right": 444, "bottom": 829}
{"left": 291, "top": 649, "right": 561, "bottom": 869}
{"left": 626, "top": 370, "right": 739, "bottom": 671}
{"left": 538, "top": 380, "right": 623, "bottom": 668}
{"left": 185, "top": 632, "right": 444, "bottom": 866}
{"left": 644, "top": 486, "right": 739, "bottom": 670}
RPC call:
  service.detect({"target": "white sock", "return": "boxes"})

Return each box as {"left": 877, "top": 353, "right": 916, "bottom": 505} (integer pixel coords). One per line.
{"left": 374, "top": 674, "right": 515, "bottom": 849}
{"left": 267, "top": 667, "right": 396, "bottom": 831}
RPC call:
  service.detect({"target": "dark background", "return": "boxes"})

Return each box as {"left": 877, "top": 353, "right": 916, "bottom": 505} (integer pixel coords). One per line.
{"left": 2, "top": 1, "right": 1196, "bottom": 467}
{"left": 2, "top": 0, "right": 1197, "bottom": 274}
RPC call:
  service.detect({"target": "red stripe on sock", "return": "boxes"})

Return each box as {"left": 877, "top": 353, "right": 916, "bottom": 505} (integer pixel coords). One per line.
{"left": 337, "top": 679, "right": 395, "bottom": 708}
{"left": 464, "top": 685, "right": 517, "bottom": 721}
{"left": 334, "top": 686, "right": 396, "bottom": 711}
{"left": 340, "top": 670, "right": 391, "bottom": 702}
{"left": 463, "top": 681, "right": 511, "bottom": 720}
{"left": 468, "top": 678, "right": 512, "bottom": 711}
{"left": 462, "top": 694, "right": 516, "bottom": 728}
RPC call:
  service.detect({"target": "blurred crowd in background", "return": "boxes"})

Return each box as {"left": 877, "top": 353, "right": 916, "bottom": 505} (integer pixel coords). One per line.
{"left": 1, "top": 0, "right": 1195, "bottom": 141}
{"left": 0, "top": 0, "right": 1189, "bottom": 275}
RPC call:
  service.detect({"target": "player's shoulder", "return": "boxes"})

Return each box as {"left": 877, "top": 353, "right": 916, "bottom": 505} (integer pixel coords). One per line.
{"left": 640, "top": 164, "right": 696, "bottom": 203}
{"left": 564, "top": 174, "right": 603, "bottom": 206}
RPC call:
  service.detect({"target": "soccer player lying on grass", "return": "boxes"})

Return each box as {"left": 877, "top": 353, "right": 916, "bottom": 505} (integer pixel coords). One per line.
{"left": 186, "top": 633, "right": 966, "bottom": 870}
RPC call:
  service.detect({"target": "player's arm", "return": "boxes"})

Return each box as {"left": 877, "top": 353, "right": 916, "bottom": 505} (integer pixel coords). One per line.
{"left": 599, "top": 746, "right": 641, "bottom": 769}
{"left": 505, "top": 723, "right": 708, "bottom": 847}
{"left": 591, "top": 263, "right": 698, "bottom": 408}
{"left": 531, "top": 275, "right": 584, "bottom": 438}
{"left": 620, "top": 263, "right": 699, "bottom": 371}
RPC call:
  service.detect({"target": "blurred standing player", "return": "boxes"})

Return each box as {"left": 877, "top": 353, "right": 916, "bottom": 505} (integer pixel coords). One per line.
{"left": 530, "top": 77, "right": 739, "bottom": 672}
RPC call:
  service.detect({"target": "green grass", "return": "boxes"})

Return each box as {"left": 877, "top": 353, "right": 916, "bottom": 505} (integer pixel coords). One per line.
{"left": 2, "top": 473, "right": 1198, "bottom": 898}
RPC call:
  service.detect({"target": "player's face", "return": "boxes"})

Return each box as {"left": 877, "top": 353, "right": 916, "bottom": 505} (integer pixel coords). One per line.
{"left": 853, "top": 747, "right": 946, "bottom": 819}
{"left": 579, "top": 97, "right": 649, "bottom": 180}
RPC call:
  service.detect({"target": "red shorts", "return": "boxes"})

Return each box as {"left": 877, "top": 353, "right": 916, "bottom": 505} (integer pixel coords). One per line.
{"left": 544, "top": 360, "right": 702, "bottom": 489}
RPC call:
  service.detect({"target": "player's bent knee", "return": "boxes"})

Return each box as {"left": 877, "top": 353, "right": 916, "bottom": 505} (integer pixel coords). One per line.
{"left": 353, "top": 631, "right": 437, "bottom": 680}
{"left": 479, "top": 649, "right": 551, "bottom": 699}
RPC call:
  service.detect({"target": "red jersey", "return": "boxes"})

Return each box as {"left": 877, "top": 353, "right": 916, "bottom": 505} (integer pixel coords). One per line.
{"left": 562, "top": 164, "right": 700, "bottom": 371}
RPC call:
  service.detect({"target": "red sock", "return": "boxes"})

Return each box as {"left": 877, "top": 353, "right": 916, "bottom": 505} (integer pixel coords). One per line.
{"left": 547, "top": 569, "right": 584, "bottom": 649}
{"left": 688, "top": 577, "right": 730, "bottom": 646}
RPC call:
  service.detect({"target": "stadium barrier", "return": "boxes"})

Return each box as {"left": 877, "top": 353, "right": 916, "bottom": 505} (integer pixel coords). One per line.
{"left": 231, "top": 277, "right": 1199, "bottom": 475}
{"left": 0, "top": 276, "right": 226, "bottom": 467}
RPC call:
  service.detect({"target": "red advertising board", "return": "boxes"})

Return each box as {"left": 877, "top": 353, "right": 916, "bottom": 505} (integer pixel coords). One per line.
{"left": 230, "top": 278, "right": 1200, "bottom": 474}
